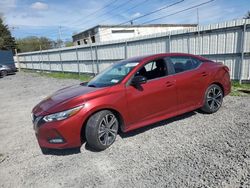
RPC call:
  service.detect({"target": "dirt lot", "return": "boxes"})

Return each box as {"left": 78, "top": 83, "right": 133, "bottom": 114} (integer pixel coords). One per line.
{"left": 0, "top": 72, "right": 249, "bottom": 188}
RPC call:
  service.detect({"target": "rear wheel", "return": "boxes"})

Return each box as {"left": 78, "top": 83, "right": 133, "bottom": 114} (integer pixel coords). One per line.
{"left": 85, "top": 110, "right": 119, "bottom": 151}
{"left": 201, "top": 84, "right": 223, "bottom": 113}
{"left": 0, "top": 70, "right": 7, "bottom": 77}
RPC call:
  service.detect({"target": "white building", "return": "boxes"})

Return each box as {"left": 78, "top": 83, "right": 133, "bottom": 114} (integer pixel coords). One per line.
{"left": 72, "top": 24, "right": 197, "bottom": 46}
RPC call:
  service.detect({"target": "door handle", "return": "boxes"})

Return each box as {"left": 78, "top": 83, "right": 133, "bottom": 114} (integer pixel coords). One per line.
{"left": 201, "top": 72, "right": 208, "bottom": 77}
{"left": 165, "top": 81, "right": 175, "bottom": 87}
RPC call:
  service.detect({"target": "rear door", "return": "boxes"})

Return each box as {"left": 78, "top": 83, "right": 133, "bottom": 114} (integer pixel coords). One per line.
{"left": 125, "top": 58, "right": 177, "bottom": 126}
{"left": 167, "top": 56, "right": 209, "bottom": 110}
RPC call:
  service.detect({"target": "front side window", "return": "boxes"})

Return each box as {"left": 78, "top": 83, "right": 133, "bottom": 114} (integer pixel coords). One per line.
{"left": 135, "top": 59, "right": 167, "bottom": 80}
{"left": 169, "top": 56, "right": 201, "bottom": 73}
{"left": 87, "top": 61, "right": 139, "bottom": 87}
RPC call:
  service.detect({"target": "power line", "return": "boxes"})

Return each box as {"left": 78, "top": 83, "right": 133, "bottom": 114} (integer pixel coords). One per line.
{"left": 81, "top": 0, "right": 215, "bottom": 42}
{"left": 64, "top": 0, "right": 119, "bottom": 26}
{"left": 14, "top": 0, "right": 215, "bottom": 43}
{"left": 141, "top": 0, "right": 215, "bottom": 24}
{"left": 13, "top": 0, "right": 184, "bottom": 38}
{"left": 14, "top": 0, "right": 149, "bottom": 38}
{"left": 80, "top": 0, "right": 150, "bottom": 28}
{"left": 78, "top": 0, "right": 185, "bottom": 41}
{"left": 24, "top": 0, "right": 184, "bottom": 40}
{"left": 128, "top": 0, "right": 185, "bottom": 23}
{"left": 106, "top": 0, "right": 184, "bottom": 27}
{"left": 64, "top": 0, "right": 134, "bottom": 32}
{"left": 13, "top": 0, "right": 120, "bottom": 37}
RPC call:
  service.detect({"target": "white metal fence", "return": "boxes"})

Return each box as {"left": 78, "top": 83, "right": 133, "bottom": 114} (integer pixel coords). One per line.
{"left": 17, "top": 19, "right": 250, "bottom": 81}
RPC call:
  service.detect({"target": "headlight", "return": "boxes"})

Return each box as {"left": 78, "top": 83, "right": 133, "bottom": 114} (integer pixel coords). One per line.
{"left": 43, "top": 105, "right": 83, "bottom": 122}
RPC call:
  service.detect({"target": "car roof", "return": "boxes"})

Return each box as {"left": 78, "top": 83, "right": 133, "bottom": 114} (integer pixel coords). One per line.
{"left": 125, "top": 53, "right": 210, "bottom": 62}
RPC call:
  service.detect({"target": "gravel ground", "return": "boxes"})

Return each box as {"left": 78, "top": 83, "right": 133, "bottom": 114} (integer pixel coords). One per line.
{"left": 0, "top": 72, "right": 249, "bottom": 188}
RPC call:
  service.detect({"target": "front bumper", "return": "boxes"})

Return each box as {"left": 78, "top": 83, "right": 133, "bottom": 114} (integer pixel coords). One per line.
{"left": 32, "top": 110, "right": 87, "bottom": 149}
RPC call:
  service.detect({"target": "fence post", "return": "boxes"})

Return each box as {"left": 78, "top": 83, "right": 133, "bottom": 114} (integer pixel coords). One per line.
{"left": 197, "top": 26, "right": 201, "bottom": 55}
{"left": 39, "top": 52, "right": 42, "bottom": 71}
{"left": 59, "top": 49, "right": 64, "bottom": 73}
{"left": 25, "top": 57, "right": 27, "bottom": 69}
{"left": 216, "top": 31, "right": 219, "bottom": 63}
{"left": 90, "top": 44, "right": 95, "bottom": 75}
{"left": 39, "top": 45, "right": 44, "bottom": 72}
{"left": 168, "top": 35, "right": 171, "bottom": 52}
{"left": 31, "top": 55, "right": 34, "bottom": 70}
{"left": 24, "top": 56, "right": 27, "bottom": 69}
{"left": 165, "top": 36, "right": 169, "bottom": 52}
{"left": 239, "top": 20, "right": 246, "bottom": 83}
{"left": 95, "top": 45, "right": 99, "bottom": 74}
{"left": 15, "top": 49, "right": 21, "bottom": 72}
{"left": 124, "top": 41, "right": 128, "bottom": 59}
{"left": 47, "top": 51, "right": 51, "bottom": 72}
{"left": 76, "top": 47, "right": 80, "bottom": 76}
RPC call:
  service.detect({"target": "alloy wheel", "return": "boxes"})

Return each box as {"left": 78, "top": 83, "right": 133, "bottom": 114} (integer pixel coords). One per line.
{"left": 1, "top": 70, "right": 7, "bottom": 77}
{"left": 98, "top": 113, "right": 118, "bottom": 146}
{"left": 207, "top": 86, "right": 223, "bottom": 111}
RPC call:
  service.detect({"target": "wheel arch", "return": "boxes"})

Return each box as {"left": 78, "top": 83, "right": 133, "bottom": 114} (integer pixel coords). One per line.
{"left": 210, "top": 82, "right": 225, "bottom": 96}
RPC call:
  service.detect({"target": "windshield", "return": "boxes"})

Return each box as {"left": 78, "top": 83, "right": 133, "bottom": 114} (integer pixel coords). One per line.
{"left": 87, "top": 61, "right": 139, "bottom": 87}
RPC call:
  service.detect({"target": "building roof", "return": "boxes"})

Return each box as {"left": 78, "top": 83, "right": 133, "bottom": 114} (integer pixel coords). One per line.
{"left": 72, "top": 24, "right": 197, "bottom": 38}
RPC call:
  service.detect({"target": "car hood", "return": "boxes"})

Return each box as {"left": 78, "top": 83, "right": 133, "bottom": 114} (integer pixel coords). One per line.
{"left": 32, "top": 84, "right": 107, "bottom": 116}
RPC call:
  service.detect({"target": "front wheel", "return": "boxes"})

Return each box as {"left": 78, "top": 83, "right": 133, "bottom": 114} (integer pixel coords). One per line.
{"left": 85, "top": 110, "right": 119, "bottom": 151}
{"left": 0, "top": 70, "right": 7, "bottom": 77}
{"left": 201, "top": 84, "right": 223, "bottom": 114}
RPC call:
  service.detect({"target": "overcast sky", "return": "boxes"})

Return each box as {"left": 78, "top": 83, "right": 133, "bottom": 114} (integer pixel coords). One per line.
{"left": 0, "top": 0, "right": 249, "bottom": 40}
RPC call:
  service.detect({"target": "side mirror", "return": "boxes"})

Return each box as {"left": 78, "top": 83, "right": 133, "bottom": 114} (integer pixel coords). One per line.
{"left": 131, "top": 76, "right": 147, "bottom": 86}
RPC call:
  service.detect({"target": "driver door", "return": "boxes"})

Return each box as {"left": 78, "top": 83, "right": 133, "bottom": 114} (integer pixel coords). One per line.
{"left": 125, "top": 58, "right": 177, "bottom": 127}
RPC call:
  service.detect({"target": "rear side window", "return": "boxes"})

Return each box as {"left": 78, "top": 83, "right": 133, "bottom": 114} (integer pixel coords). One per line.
{"left": 169, "top": 56, "right": 201, "bottom": 73}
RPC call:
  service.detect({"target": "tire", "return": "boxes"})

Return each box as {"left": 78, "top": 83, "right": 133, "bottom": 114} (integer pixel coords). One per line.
{"left": 85, "top": 110, "right": 119, "bottom": 151}
{"left": 0, "top": 70, "right": 7, "bottom": 77}
{"left": 201, "top": 84, "right": 223, "bottom": 114}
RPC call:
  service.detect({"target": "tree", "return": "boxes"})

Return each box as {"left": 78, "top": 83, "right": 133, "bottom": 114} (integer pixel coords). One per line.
{"left": 0, "top": 17, "right": 16, "bottom": 51}
{"left": 65, "top": 40, "right": 73, "bottom": 47}
{"left": 16, "top": 36, "right": 53, "bottom": 52}
{"left": 244, "top": 11, "right": 250, "bottom": 19}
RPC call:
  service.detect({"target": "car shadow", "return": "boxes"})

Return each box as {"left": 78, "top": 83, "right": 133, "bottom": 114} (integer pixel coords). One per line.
{"left": 119, "top": 110, "right": 197, "bottom": 138}
{"left": 43, "top": 110, "right": 198, "bottom": 155}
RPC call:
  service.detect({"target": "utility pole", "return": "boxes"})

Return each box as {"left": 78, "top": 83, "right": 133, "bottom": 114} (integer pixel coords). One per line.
{"left": 197, "top": 8, "right": 199, "bottom": 26}
{"left": 58, "top": 26, "right": 62, "bottom": 48}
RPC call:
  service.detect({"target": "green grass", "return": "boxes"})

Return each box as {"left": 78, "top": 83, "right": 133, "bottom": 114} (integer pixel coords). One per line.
{"left": 231, "top": 81, "right": 250, "bottom": 96}
{"left": 23, "top": 69, "right": 92, "bottom": 82}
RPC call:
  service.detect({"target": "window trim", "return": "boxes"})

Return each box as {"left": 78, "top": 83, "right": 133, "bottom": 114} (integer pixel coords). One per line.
{"left": 126, "top": 57, "right": 172, "bottom": 86}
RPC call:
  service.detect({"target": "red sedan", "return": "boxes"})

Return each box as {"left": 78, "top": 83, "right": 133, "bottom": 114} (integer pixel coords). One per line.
{"left": 32, "top": 53, "right": 231, "bottom": 152}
